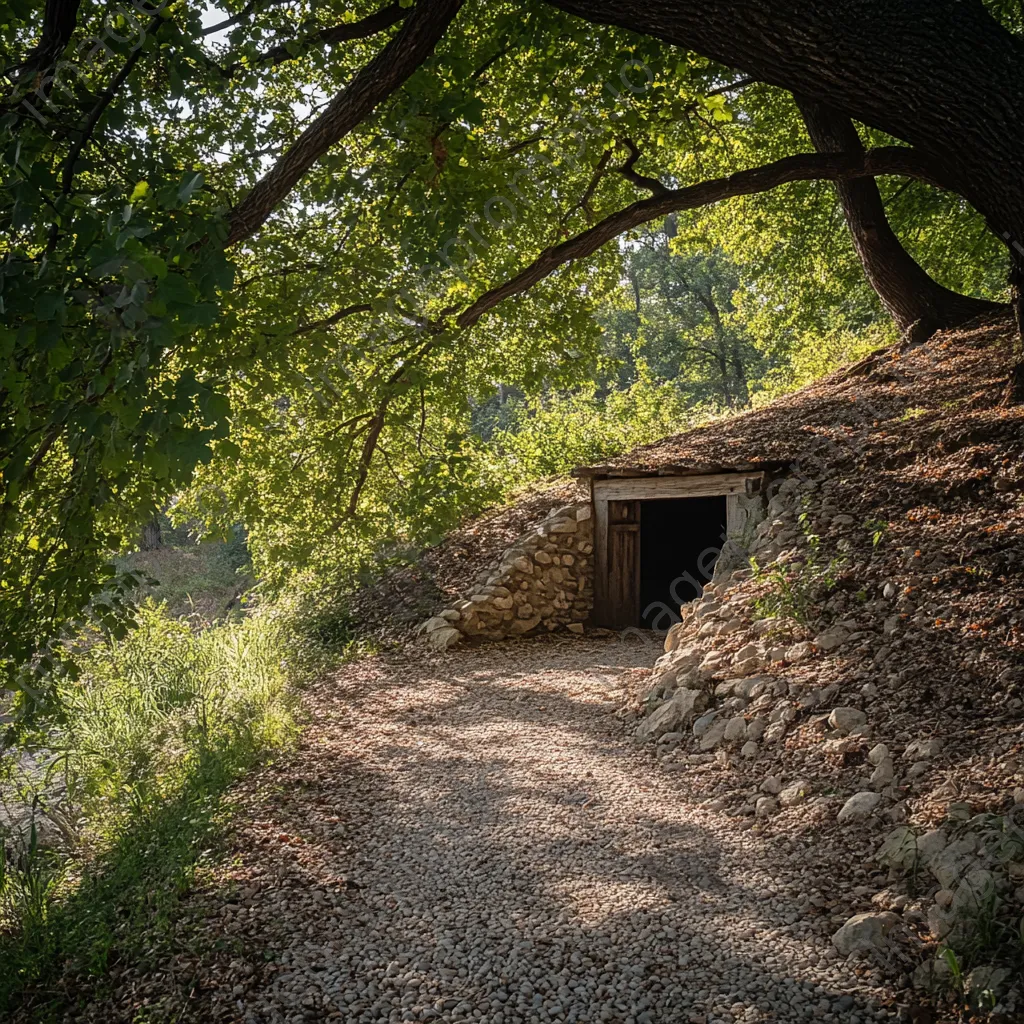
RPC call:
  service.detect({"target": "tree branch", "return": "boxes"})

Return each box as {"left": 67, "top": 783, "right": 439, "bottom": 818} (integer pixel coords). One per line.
{"left": 560, "top": 148, "right": 612, "bottom": 225}
{"left": 7, "top": 0, "right": 82, "bottom": 79}
{"left": 706, "top": 76, "right": 755, "bottom": 96}
{"left": 456, "top": 147, "right": 949, "bottom": 329}
{"left": 235, "top": 2, "right": 407, "bottom": 71}
{"left": 201, "top": 0, "right": 289, "bottom": 37}
{"left": 226, "top": 0, "right": 463, "bottom": 247}
{"left": 59, "top": 11, "right": 164, "bottom": 197}
{"left": 292, "top": 302, "right": 372, "bottom": 336}
{"left": 618, "top": 138, "right": 669, "bottom": 196}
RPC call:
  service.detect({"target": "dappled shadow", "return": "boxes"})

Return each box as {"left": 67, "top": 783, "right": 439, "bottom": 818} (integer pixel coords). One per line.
{"left": 111, "top": 634, "right": 901, "bottom": 1024}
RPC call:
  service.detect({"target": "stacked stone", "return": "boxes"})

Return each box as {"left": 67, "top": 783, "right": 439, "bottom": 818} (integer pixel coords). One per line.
{"left": 420, "top": 503, "right": 594, "bottom": 650}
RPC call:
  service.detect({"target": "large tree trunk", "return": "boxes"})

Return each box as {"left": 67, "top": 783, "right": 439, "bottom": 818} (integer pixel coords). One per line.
{"left": 796, "top": 97, "right": 1006, "bottom": 342}
{"left": 548, "top": 0, "right": 1024, "bottom": 265}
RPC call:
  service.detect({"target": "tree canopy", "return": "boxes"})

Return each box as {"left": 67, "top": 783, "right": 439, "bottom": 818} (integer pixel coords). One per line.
{"left": 1, "top": 0, "right": 1020, "bottom": 692}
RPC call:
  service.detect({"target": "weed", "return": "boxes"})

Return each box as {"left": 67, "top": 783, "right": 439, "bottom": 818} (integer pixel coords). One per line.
{"left": 864, "top": 517, "right": 890, "bottom": 548}
{"left": 751, "top": 510, "right": 845, "bottom": 623}
{"left": 0, "top": 602, "right": 299, "bottom": 1014}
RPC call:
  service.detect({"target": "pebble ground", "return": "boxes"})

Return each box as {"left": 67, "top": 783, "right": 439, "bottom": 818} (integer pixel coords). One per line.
{"left": 138, "top": 636, "right": 900, "bottom": 1023}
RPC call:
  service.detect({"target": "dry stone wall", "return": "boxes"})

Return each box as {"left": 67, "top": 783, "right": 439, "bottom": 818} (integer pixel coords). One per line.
{"left": 420, "top": 503, "right": 594, "bottom": 650}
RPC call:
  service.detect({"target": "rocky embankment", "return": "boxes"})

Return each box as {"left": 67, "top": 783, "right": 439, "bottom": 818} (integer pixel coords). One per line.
{"left": 629, "top": 444, "right": 1023, "bottom": 1017}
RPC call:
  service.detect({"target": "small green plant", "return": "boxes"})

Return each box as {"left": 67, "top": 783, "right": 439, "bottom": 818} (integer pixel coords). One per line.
{"left": 752, "top": 511, "right": 845, "bottom": 624}
{"left": 864, "top": 517, "right": 890, "bottom": 548}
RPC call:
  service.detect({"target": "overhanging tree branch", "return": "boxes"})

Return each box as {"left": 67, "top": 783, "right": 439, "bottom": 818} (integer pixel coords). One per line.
{"left": 226, "top": 0, "right": 464, "bottom": 247}
{"left": 456, "top": 146, "right": 952, "bottom": 329}
{"left": 230, "top": 2, "right": 406, "bottom": 72}
{"left": 796, "top": 96, "right": 1007, "bottom": 340}
{"left": 619, "top": 138, "right": 669, "bottom": 196}
{"left": 7, "top": 0, "right": 81, "bottom": 79}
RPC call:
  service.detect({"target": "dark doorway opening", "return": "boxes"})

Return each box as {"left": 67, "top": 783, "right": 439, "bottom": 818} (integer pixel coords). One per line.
{"left": 639, "top": 496, "right": 726, "bottom": 628}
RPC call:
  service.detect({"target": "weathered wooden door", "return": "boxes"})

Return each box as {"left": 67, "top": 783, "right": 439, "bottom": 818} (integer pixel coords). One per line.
{"left": 603, "top": 499, "right": 640, "bottom": 628}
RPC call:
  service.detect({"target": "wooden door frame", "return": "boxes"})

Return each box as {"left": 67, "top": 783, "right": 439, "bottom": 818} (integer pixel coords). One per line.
{"left": 591, "top": 472, "right": 764, "bottom": 627}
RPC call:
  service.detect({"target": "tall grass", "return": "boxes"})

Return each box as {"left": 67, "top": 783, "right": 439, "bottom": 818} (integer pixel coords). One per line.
{"left": 0, "top": 601, "right": 300, "bottom": 1015}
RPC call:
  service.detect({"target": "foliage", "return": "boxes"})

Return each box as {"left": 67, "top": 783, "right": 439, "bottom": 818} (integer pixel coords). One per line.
{"left": 0, "top": 0, "right": 1013, "bottom": 695}
{"left": 481, "top": 369, "right": 708, "bottom": 482}
{"left": 751, "top": 510, "right": 845, "bottom": 623}
{"left": 0, "top": 601, "right": 300, "bottom": 1012}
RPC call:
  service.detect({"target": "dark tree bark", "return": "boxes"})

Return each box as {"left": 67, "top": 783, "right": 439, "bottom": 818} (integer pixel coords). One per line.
{"left": 457, "top": 147, "right": 944, "bottom": 329}
{"left": 140, "top": 515, "right": 162, "bottom": 552}
{"left": 796, "top": 97, "right": 1006, "bottom": 341}
{"left": 547, "top": 0, "right": 1024, "bottom": 272}
{"left": 227, "top": 0, "right": 464, "bottom": 246}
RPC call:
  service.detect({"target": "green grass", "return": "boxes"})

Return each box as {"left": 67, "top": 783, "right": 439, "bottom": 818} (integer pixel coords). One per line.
{"left": 0, "top": 602, "right": 299, "bottom": 1017}
{"left": 115, "top": 521, "right": 253, "bottom": 625}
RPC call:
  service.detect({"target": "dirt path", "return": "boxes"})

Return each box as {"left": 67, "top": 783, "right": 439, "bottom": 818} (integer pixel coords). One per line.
{"left": 109, "top": 636, "right": 900, "bottom": 1023}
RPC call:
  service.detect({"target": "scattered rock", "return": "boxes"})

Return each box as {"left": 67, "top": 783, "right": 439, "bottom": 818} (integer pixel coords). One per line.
{"left": 779, "top": 779, "right": 811, "bottom": 807}
{"left": 814, "top": 628, "right": 848, "bottom": 652}
{"left": 828, "top": 707, "right": 867, "bottom": 734}
{"left": 876, "top": 826, "right": 918, "bottom": 871}
{"left": 723, "top": 716, "right": 748, "bottom": 743}
{"left": 837, "top": 791, "right": 881, "bottom": 823}
{"left": 831, "top": 912, "right": 900, "bottom": 956}
{"left": 869, "top": 757, "right": 894, "bottom": 789}
{"left": 903, "top": 737, "right": 943, "bottom": 760}
{"left": 637, "top": 688, "right": 709, "bottom": 742}
{"left": 867, "top": 743, "right": 889, "bottom": 766}
{"left": 912, "top": 957, "right": 952, "bottom": 993}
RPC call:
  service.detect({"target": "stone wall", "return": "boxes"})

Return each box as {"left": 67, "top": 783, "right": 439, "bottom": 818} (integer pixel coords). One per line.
{"left": 420, "top": 503, "right": 594, "bottom": 650}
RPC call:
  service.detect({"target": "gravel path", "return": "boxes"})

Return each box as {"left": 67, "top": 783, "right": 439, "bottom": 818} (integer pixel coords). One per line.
{"left": 176, "top": 635, "right": 899, "bottom": 1024}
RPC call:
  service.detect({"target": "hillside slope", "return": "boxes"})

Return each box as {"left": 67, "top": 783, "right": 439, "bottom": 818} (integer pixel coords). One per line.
{"left": 622, "top": 316, "right": 1024, "bottom": 1016}
{"left": 371, "top": 314, "right": 1024, "bottom": 1015}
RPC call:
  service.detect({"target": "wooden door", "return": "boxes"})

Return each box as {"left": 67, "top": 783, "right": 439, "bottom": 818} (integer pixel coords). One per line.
{"left": 604, "top": 499, "right": 640, "bottom": 628}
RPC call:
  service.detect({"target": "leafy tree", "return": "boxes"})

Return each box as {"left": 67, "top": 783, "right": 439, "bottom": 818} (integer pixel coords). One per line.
{"left": 1, "top": 0, "right": 1020, "bottom": 694}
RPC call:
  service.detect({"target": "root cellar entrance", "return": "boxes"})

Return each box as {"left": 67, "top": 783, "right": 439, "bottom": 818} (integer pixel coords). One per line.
{"left": 588, "top": 472, "right": 764, "bottom": 630}
{"left": 639, "top": 496, "right": 726, "bottom": 628}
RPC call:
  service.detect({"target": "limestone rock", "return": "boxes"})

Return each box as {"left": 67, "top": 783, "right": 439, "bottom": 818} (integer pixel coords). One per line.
{"left": 952, "top": 869, "right": 996, "bottom": 916}
{"left": 965, "top": 965, "right": 1009, "bottom": 1005}
{"left": 929, "top": 836, "right": 976, "bottom": 888}
{"left": 870, "top": 757, "right": 894, "bottom": 789}
{"left": 779, "top": 779, "right": 811, "bottom": 807}
{"left": 741, "top": 740, "right": 760, "bottom": 759}
{"left": 784, "top": 641, "right": 814, "bottom": 663}
{"left": 699, "top": 718, "right": 728, "bottom": 752}
{"left": 837, "top": 791, "right": 881, "bottom": 823}
{"left": 663, "top": 622, "right": 686, "bottom": 652}
{"left": 637, "top": 688, "right": 708, "bottom": 742}
{"left": 831, "top": 912, "right": 900, "bottom": 957}
{"left": 876, "top": 826, "right": 918, "bottom": 871}
{"left": 916, "top": 829, "right": 947, "bottom": 866}
{"left": 723, "top": 716, "right": 748, "bottom": 743}
{"left": 746, "top": 717, "right": 768, "bottom": 741}
{"left": 760, "top": 775, "right": 783, "bottom": 795}
{"left": 828, "top": 706, "right": 867, "bottom": 734}
{"left": 692, "top": 710, "right": 719, "bottom": 739}
{"left": 814, "top": 628, "right": 848, "bottom": 652}
{"left": 427, "top": 626, "right": 462, "bottom": 651}
{"left": 755, "top": 796, "right": 777, "bottom": 818}
{"left": 913, "top": 957, "right": 952, "bottom": 993}
{"left": 868, "top": 743, "right": 890, "bottom": 766}
{"left": 904, "top": 737, "right": 943, "bottom": 760}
